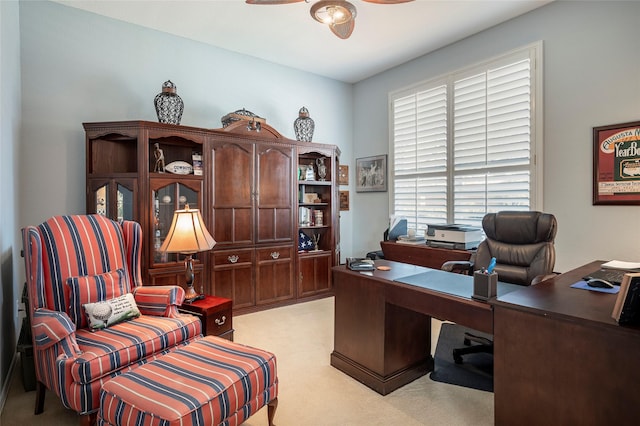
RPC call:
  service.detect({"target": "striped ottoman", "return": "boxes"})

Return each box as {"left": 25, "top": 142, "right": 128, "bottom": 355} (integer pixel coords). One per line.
{"left": 97, "top": 336, "right": 278, "bottom": 426}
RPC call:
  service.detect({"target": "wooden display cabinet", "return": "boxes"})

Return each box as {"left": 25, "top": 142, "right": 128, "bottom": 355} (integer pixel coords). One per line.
{"left": 208, "top": 126, "right": 297, "bottom": 309}
{"left": 85, "top": 121, "right": 207, "bottom": 294}
{"left": 297, "top": 146, "right": 339, "bottom": 294}
{"left": 85, "top": 120, "right": 340, "bottom": 314}
{"left": 86, "top": 129, "right": 138, "bottom": 222}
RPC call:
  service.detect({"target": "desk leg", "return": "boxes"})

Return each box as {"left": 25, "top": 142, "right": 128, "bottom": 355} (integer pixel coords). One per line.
{"left": 331, "top": 270, "right": 432, "bottom": 395}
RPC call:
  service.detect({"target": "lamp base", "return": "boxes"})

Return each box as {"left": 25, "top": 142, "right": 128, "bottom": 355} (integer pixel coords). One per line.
{"left": 184, "top": 285, "right": 199, "bottom": 303}
{"left": 183, "top": 254, "right": 200, "bottom": 303}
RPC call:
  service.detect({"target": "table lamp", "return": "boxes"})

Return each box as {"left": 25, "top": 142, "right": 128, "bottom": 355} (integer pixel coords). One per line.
{"left": 159, "top": 204, "right": 216, "bottom": 302}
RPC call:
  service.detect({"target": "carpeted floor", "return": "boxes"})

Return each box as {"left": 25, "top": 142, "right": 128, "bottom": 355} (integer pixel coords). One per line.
{"left": 1, "top": 297, "right": 494, "bottom": 426}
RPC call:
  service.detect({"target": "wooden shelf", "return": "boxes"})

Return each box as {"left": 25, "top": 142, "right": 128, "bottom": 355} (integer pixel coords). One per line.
{"left": 299, "top": 180, "right": 332, "bottom": 186}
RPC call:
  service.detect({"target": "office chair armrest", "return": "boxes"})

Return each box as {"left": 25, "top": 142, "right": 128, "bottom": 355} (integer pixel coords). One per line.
{"left": 441, "top": 260, "right": 474, "bottom": 275}
{"left": 531, "top": 273, "right": 558, "bottom": 285}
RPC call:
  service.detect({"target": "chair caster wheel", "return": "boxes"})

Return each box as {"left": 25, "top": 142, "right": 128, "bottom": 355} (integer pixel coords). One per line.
{"left": 463, "top": 338, "right": 471, "bottom": 346}
{"left": 453, "top": 350, "right": 464, "bottom": 364}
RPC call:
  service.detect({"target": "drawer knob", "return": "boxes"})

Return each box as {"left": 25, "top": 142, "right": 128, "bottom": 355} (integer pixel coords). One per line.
{"left": 270, "top": 251, "right": 280, "bottom": 259}
{"left": 227, "top": 255, "right": 239, "bottom": 264}
{"left": 215, "top": 316, "right": 226, "bottom": 326}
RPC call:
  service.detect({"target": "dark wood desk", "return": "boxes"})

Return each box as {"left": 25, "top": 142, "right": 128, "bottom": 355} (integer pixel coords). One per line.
{"left": 331, "top": 260, "right": 513, "bottom": 395}
{"left": 332, "top": 259, "right": 640, "bottom": 423}
{"left": 380, "top": 240, "right": 471, "bottom": 269}
{"left": 492, "top": 260, "right": 640, "bottom": 425}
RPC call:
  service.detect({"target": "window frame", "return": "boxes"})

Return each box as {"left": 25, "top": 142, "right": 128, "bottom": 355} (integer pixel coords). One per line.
{"left": 388, "top": 42, "right": 544, "bottom": 228}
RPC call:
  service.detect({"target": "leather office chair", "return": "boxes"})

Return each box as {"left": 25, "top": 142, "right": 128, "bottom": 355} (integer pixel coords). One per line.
{"left": 442, "top": 211, "right": 557, "bottom": 364}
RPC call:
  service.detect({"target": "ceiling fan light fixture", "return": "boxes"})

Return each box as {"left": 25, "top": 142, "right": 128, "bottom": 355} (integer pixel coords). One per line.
{"left": 311, "top": 1, "right": 357, "bottom": 26}
{"left": 247, "top": 0, "right": 413, "bottom": 40}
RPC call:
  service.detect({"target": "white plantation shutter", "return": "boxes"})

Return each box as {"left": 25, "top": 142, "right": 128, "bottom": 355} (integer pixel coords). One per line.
{"left": 391, "top": 45, "right": 541, "bottom": 229}
{"left": 393, "top": 84, "right": 448, "bottom": 230}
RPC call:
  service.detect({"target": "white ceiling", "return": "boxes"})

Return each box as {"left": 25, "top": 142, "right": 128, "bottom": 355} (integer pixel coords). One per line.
{"left": 54, "top": 0, "right": 552, "bottom": 83}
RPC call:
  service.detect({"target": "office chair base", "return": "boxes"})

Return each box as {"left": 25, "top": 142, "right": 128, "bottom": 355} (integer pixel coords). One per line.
{"left": 453, "top": 332, "right": 493, "bottom": 364}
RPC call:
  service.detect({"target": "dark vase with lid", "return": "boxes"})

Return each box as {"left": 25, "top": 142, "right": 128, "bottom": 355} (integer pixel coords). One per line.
{"left": 294, "top": 106, "right": 315, "bottom": 142}
{"left": 154, "top": 80, "right": 184, "bottom": 125}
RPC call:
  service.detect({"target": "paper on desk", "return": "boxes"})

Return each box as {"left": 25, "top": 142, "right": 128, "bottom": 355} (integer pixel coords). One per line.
{"left": 601, "top": 260, "right": 640, "bottom": 270}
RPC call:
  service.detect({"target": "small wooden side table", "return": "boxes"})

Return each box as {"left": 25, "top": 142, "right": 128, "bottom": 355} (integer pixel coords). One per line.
{"left": 178, "top": 295, "right": 234, "bottom": 341}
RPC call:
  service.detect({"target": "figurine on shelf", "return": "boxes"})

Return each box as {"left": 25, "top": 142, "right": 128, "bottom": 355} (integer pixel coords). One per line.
{"left": 311, "top": 233, "right": 321, "bottom": 251}
{"left": 316, "top": 157, "right": 327, "bottom": 181}
{"left": 305, "top": 162, "right": 315, "bottom": 181}
{"left": 154, "top": 143, "right": 165, "bottom": 173}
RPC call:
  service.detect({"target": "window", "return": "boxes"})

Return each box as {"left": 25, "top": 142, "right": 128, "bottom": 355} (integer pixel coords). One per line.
{"left": 390, "top": 43, "right": 542, "bottom": 230}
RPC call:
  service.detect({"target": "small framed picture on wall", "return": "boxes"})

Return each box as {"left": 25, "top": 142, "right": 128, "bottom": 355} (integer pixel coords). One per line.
{"left": 339, "top": 190, "right": 350, "bottom": 211}
{"left": 338, "top": 165, "right": 349, "bottom": 185}
{"left": 356, "top": 154, "right": 387, "bottom": 192}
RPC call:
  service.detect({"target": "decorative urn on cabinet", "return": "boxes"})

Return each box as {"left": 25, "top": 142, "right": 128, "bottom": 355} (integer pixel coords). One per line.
{"left": 154, "top": 80, "right": 184, "bottom": 125}
{"left": 294, "top": 106, "right": 315, "bottom": 142}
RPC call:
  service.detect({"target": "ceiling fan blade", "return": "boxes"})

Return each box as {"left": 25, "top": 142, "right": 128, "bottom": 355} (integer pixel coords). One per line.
{"left": 330, "top": 19, "right": 355, "bottom": 39}
{"left": 245, "top": 0, "right": 304, "bottom": 4}
{"left": 361, "top": 0, "right": 414, "bottom": 3}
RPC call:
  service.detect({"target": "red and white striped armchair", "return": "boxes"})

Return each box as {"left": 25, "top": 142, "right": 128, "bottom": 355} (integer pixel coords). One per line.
{"left": 22, "top": 215, "right": 202, "bottom": 425}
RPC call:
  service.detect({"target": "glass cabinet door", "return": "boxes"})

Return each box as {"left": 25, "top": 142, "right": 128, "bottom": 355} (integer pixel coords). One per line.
{"left": 89, "top": 178, "right": 136, "bottom": 221}
{"left": 95, "top": 184, "right": 108, "bottom": 216}
{"left": 152, "top": 181, "right": 201, "bottom": 264}
{"left": 117, "top": 183, "right": 134, "bottom": 221}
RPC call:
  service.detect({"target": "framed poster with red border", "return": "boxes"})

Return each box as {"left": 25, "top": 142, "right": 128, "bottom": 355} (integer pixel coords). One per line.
{"left": 593, "top": 120, "right": 640, "bottom": 205}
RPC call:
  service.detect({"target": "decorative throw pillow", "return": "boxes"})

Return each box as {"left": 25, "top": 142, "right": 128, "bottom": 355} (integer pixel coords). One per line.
{"left": 298, "top": 230, "right": 314, "bottom": 251}
{"left": 84, "top": 293, "right": 141, "bottom": 331}
{"left": 67, "top": 269, "right": 127, "bottom": 329}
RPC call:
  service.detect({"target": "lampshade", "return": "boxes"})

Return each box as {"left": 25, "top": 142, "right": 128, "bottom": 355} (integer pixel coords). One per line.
{"left": 160, "top": 204, "right": 216, "bottom": 254}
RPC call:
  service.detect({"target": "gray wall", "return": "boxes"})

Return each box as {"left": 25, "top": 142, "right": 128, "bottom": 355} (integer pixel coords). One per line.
{"left": 0, "top": 0, "right": 22, "bottom": 407}
{"left": 18, "top": 1, "right": 353, "bottom": 227}
{"left": 5, "top": 0, "right": 354, "bottom": 402}
{"left": 351, "top": 1, "right": 640, "bottom": 272}
{"left": 3, "top": 0, "right": 640, "bottom": 405}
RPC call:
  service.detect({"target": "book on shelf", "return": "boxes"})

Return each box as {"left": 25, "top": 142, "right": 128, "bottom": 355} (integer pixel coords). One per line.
{"left": 612, "top": 272, "right": 640, "bottom": 325}
{"left": 298, "top": 206, "right": 311, "bottom": 226}
{"left": 192, "top": 153, "right": 203, "bottom": 176}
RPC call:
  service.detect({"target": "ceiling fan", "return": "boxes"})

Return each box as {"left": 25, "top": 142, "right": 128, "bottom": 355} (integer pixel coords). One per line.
{"left": 246, "top": 0, "right": 414, "bottom": 40}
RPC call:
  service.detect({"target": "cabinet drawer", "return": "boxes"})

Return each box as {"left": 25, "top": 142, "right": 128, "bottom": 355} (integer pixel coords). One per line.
{"left": 213, "top": 248, "right": 253, "bottom": 266}
{"left": 256, "top": 246, "right": 293, "bottom": 262}
{"left": 178, "top": 296, "right": 233, "bottom": 340}
{"left": 203, "top": 305, "right": 233, "bottom": 338}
